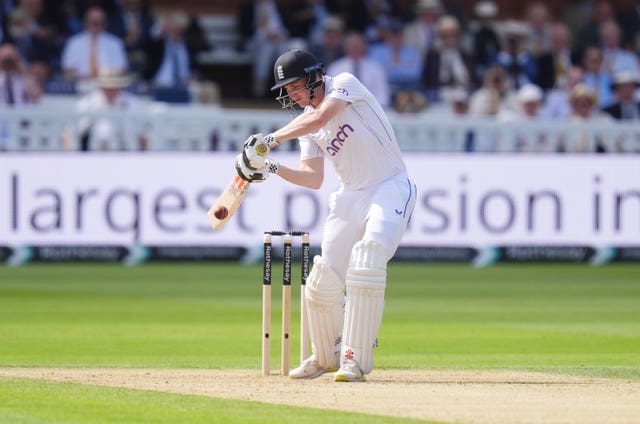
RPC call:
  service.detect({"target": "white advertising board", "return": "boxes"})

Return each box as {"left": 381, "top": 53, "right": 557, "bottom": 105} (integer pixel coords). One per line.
{"left": 1, "top": 153, "right": 638, "bottom": 247}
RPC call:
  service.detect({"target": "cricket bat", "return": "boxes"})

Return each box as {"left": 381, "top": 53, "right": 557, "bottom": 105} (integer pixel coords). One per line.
{"left": 207, "top": 174, "right": 251, "bottom": 230}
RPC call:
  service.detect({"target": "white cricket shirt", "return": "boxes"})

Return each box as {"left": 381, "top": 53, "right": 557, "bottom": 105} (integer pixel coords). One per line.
{"left": 299, "top": 73, "right": 406, "bottom": 190}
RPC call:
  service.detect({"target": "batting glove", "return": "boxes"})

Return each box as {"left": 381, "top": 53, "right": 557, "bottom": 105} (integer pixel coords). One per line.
{"left": 242, "top": 134, "right": 270, "bottom": 169}
{"left": 236, "top": 154, "right": 271, "bottom": 183}
{"left": 265, "top": 158, "right": 279, "bottom": 174}
{"left": 264, "top": 134, "right": 279, "bottom": 148}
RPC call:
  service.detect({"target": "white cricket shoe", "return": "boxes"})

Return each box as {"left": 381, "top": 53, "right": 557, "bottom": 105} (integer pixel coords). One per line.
{"left": 288, "top": 355, "right": 336, "bottom": 379}
{"left": 334, "top": 359, "right": 366, "bottom": 382}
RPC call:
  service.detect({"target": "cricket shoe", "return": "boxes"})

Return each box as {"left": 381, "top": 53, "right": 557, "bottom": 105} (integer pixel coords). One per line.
{"left": 334, "top": 359, "right": 366, "bottom": 382}
{"left": 289, "top": 355, "right": 337, "bottom": 379}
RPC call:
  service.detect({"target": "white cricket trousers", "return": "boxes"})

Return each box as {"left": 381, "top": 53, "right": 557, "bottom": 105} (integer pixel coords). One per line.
{"left": 321, "top": 172, "right": 417, "bottom": 281}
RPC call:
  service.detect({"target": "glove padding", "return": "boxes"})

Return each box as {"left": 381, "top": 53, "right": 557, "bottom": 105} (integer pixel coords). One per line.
{"left": 242, "top": 134, "right": 271, "bottom": 169}
{"left": 236, "top": 154, "right": 279, "bottom": 183}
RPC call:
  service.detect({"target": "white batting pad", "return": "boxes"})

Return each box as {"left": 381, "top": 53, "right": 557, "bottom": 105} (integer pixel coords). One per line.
{"left": 305, "top": 255, "right": 345, "bottom": 369}
{"left": 341, "top": 240, "right": 387, "bottom": 374}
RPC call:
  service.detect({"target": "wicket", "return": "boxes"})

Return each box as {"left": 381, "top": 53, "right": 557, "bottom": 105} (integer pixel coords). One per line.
{"left": 262, "top": 231, "right": 310, "bottom": 377}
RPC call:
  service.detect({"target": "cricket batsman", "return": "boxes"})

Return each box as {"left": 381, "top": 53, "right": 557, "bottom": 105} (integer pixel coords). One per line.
{"left": 236, "top": 50, "right": 416, "bottom": 382}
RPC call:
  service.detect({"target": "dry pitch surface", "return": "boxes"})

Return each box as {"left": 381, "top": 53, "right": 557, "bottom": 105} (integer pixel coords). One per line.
{"left": 1, "top": 368, "right": 639, "bottom": 423}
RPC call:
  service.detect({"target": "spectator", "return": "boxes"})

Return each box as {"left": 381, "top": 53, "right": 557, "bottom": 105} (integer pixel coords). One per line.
{"left": 444, "top": 87, "right": 471, "bottom": 117}
{"left": 514, "top": 83, "right": 544, "bottom": 119}
{"left": 6, "top": 7, "right": 60, "bottom": 82}
{"left": 0, "top": 43, "right": 42, "bottom": 107}
{"left": 389, "top": 0, "right": 415, "bottom": 22}
{"left": 541, "top": 65, "right": 584, "bottom": 119}
{"left": 525, "top": 2, "right": 552, "bottom": 57}
{"left": 496, "top": 20, "right": 539, "bottom": 90}
{"left": 616, "top": 0, "right": 640, "bottom": 51}
{"left": 362, "top": 0, "right": 394, "bottom": 44}
{"left": 61, "top": 6, "right": 127, "bottom": 81}
{"left": 59, "top": 0, "right": 83, "bottom": 35}
{"left": 107, "top": 0, "right": 154, "bottom": 76}
{"left": 392, "top": 89, "right": 427, "bottom": 114}
{"left": 304, "top": 0, "right": 330, "bottom": 46}
{"left": 421, "top": 15, "right": 473, "bottom": 101}
{"left": 441, "top": 87, "right": 475, "bottom": 151}
{"left": 183, "top": 13, "right": 211, "bottom": 60}
{"left": 238, "top": 0, "right": 289, "bottom": 97}
{"left": 308, "top": 15, "right": 344, "bottom": 66}
{"left": 470, "top": 0, "right": 500, "bottom": 82}
{"left": 582, "top": 45, "right": 614, "bottom": 108}
{"left": 603, "top": 72, "right": 640, "bottom": 120}
{"left": 337, "top": 0, "right": 369, "bottom": 34}
{"left": 15, "top": 0, "right": 68, "bottom": 45}
{"left": 282, "top": 0, "right": 323, "bottom": 44}
{"left": 369, "top": 19, "right": 422, "bottom": 91}
{"left": 574, "top": 0, "right": 615, "bottom": 60}
{"left": 536, "top": 22, "right": 576, "bottom": 91}
{"left": 73, "top": 68, "right": 148, "bottom": 151}
{"left": 567, "top": 83, "right": 613, "bottom": 152}
{"left": 599, "top": 19, "right": 640, "bottom": 76}
{"left": 403, "top": 0, "right": 442, "bottom": 55}
{"left": 0, "top": 0, "right": 14, "bottom": 44}
{"left": 498, "top": 83, "right": 547, "bottom": 151}
{"left": 65, "top": 0, "right": 119, "bottom": 21}
{"left": 602, "top": 71, "right": 640, "bottom": 151}
{"left": 60, "top": 0, "right": 117, "bottom": 36}
{"left": 469, "top": 64, "right": 515, "bottom": 116}
{"left": 327, "top": 31, "right": 390, "bottom": 107}
{"left": 144, "top": 10, "right": 195, "bottom": 102}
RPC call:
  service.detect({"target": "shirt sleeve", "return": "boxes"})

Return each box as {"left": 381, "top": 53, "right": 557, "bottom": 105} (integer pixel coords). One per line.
{"left": 326, "top": 73, "right": 364, "bottom": 104}
{"left": 299, "top": 135, "right": 323, "bottom": 161}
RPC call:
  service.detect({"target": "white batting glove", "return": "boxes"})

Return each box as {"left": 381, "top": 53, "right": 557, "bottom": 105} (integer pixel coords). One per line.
{"left": 242, "top": 134, "right": 271, "bottom": 169}
{"left": 236, "top": 155, "right": 278, "bottom": 182}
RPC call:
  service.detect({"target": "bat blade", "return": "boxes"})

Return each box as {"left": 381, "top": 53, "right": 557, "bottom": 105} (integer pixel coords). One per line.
{"left": 208, "top": 174, "right": 251, "bottom": 230}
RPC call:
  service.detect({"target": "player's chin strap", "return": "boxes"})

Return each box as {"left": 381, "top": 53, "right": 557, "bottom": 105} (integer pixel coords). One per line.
{"left": 276, "top": 68, "right": 324, "bottom": 116}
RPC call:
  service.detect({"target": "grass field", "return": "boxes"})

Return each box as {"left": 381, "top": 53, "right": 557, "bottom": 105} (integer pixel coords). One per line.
{"left": 1, "top": 263, "right": 639, "bottom": 422}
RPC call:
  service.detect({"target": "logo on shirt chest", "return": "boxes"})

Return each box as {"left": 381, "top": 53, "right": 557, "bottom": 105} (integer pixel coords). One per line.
{"left": 326, "top": 124, "right": 354, "bottom": 156}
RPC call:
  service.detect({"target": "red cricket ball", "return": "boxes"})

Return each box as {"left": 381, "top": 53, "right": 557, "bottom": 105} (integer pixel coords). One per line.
{"left": 214, "top": 206, "right": 229, "bottom": 220}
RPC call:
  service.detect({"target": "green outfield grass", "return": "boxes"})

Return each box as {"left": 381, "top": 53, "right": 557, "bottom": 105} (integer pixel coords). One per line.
{"left": 1, "top": 262, "right": 639, "bottom": 422}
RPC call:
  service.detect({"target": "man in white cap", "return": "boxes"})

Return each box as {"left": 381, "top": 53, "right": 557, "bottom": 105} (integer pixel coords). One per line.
{"left": 497, "top": 83, "right": 545, "bottom": 151}
{"left": 74, "top": 69, "right": 148, "bottom": 150}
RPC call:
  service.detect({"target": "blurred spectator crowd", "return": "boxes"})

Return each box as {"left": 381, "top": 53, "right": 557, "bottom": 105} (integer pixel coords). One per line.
{"left": 237, "top": 0, "right": 640, "bottom": 127}
{"left": 0, "top": 0, "right": 215, "bottom": 105}
{"left": 0, "top": 0, "right": 638, "bottom": 152}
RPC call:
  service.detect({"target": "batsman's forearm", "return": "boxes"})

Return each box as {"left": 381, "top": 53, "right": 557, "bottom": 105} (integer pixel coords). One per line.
{"left": 272, "top": 109, "right": 326, "bottom": 143}
{"left": 274, "top": 163, "right": 323, "bottom": 190}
